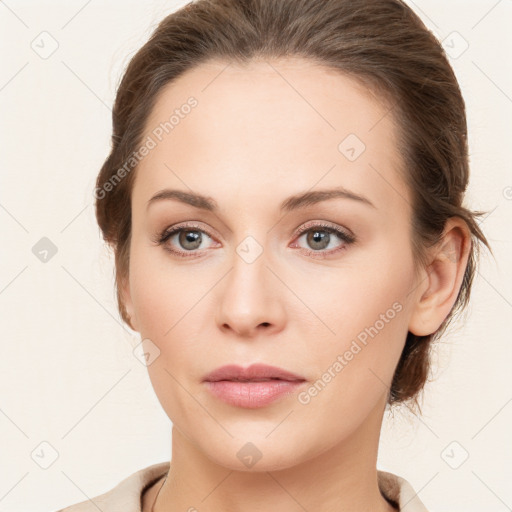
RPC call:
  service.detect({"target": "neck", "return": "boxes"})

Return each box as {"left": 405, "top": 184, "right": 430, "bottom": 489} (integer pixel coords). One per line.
{"left": 154, "top": 396, "right": 396, "bottom": 512}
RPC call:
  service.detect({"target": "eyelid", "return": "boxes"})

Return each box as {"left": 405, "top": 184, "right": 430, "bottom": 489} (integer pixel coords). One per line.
{"left": 159, "top": 221, "right": 217, "bottom": 239}
{"left": 294, "top": 220, "right": 355, "bottom": 241}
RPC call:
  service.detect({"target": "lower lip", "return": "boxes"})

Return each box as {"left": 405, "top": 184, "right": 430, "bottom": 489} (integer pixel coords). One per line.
{"left": 204, "top": 380, "right": 306, "bottom": 408}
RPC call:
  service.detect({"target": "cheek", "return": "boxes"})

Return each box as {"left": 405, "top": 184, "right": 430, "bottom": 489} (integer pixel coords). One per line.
{"left": 129, "top": 245, "right": 202, "bottom": 335}
{"left": 128, "top": 250, "right": 204, "bottom": 419}
{"left": 309, "top": 244, "right": 415, "bottom": 394}
{"left": 317, "top": 246, "right": 414, "bottom": 341}
{"left": 130, "top": 264, "right": 170, "bottom": 337}
{"left": 296, "top": 273, "right": 411, "bottom": 442}
{"left": 128, "top": 247, "right": 218, "bottom": 380}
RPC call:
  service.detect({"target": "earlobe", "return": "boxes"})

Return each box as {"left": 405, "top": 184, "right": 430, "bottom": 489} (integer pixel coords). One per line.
{"left": 408, "top": 218, "right": 472, "bottom": 336}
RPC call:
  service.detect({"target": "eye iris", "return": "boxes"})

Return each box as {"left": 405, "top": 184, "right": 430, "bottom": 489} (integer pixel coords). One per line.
{"left": 307, "top": 230, "right": 330, "bottom": 250}
{"left": 179, "top": 230, "right": 202, "bottom": 250}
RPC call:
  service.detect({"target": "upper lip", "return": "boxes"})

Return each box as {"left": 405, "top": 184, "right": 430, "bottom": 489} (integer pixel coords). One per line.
{"left": 203, "top": 364, "right": 306, "bottom": 382}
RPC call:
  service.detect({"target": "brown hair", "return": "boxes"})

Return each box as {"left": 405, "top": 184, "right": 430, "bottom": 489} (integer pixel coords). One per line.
{"left": 95, "top": 0, "right": 491, "bottom": 408}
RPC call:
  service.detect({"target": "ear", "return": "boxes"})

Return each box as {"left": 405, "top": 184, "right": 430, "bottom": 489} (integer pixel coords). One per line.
{"left": 408, "top": 217, "right": 472, "bottom": 336}
{"left": 120, "top": 275, "right": 139, "bottom": 332}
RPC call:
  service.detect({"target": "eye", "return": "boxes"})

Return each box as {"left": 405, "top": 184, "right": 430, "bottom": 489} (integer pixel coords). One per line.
{"left": 152, "top": 220, "right": 356, "bottom": 259}
{"left": 291, "top": 221, "right": 356, "bottom": 258}
{"left": 151, "top": 222, "right": 219, "bottom": 258}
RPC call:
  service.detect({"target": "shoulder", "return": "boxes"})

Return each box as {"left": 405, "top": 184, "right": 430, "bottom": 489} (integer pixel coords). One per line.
{"left": 378, "top": 470, "right": 430, "bottom": 512}
{"left": 55, "top": 461, "right": 170, "bottom": 512}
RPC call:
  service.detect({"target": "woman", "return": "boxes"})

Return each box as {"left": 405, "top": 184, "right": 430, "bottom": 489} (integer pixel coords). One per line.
{"left": 59, "top": 0, "right": 490, "bottom": 510}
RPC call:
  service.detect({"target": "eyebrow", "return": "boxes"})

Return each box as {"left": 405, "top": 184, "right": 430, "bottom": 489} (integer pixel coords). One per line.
{"left": 146, "top": 186, "right": 376, "bottom": 212}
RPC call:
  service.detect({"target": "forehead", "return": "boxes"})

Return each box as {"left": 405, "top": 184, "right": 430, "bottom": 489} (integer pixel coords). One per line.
{"left": 133, "top": 57, "right": 408, "bottom": 216}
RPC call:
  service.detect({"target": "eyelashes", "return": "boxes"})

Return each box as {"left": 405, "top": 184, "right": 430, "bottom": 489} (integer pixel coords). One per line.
{"left": 151, "top": 220, "right": 356, "bottom": 259}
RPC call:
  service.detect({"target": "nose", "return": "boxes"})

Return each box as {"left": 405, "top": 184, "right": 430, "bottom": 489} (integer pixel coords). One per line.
{"left": 215, "top": 243, "right": 286, "bottom": 338}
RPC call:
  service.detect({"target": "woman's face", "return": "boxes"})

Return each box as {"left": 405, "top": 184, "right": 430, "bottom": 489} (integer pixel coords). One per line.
{"left": 123, "top": 57, "right": 424, "bottom": 470}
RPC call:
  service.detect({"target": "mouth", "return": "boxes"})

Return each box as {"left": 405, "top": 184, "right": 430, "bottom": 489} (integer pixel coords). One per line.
{"left": 202, "top": 364, "right": 307, "bottom": 408}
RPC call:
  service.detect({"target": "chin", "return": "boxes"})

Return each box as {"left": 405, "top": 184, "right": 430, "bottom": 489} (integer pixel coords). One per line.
{"left": 189, "top": 425, "right": 325, "bottom": 473}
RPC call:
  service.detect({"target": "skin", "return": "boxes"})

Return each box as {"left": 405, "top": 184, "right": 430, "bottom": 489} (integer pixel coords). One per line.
{"left": 120, "top": 57, "right": 471, "bottom": 512}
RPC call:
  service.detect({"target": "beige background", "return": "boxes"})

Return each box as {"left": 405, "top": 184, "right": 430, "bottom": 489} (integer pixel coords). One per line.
{"left": 0, "top": 1, "right": 511, "bottom": 511}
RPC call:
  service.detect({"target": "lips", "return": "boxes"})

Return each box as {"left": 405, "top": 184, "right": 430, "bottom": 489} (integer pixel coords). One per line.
{"left": 203, "top": 364, "right": 307, "bottom": 408}
{"left": 203, "top": 363, "right": 305, "bottom": 383}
